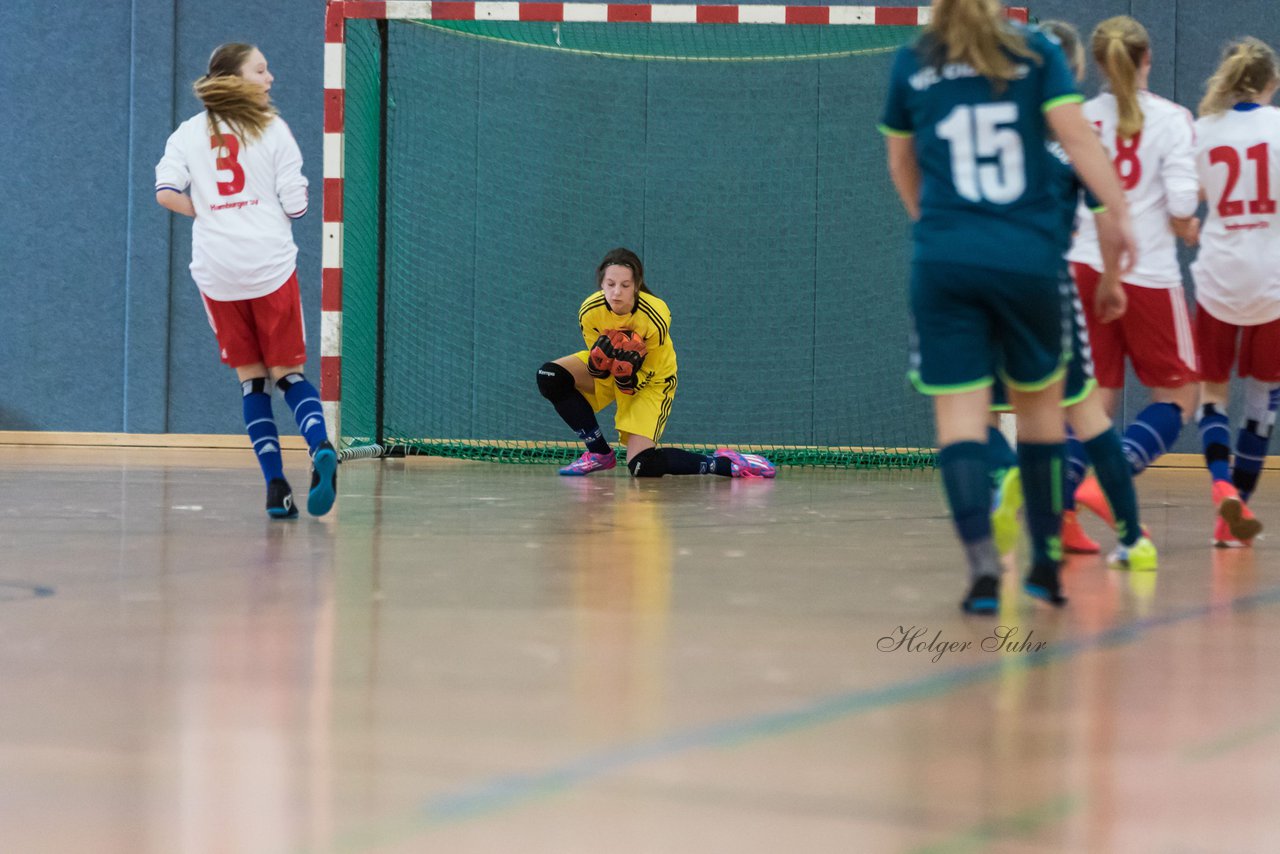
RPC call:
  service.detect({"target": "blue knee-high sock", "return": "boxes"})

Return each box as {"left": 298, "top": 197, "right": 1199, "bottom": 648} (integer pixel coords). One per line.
{"left": 1064, "top": 427, "right": 1087, "bottom": 511}
{"left": 1122, "top": 402, "right": 1184, "bottom": 474}
{"left": 276, "top": 373, "right": 329, "bottom": 453}
{"left": 986, "top": 425, "right": 1017, "bottom": 493}
{"left": 939, "top": 441, "right": 1001, "bottom": 580}
{"left": 1018, "top": 442, "right": 1065, "bottom": 569}
{"left": 1084, "top": 429, "right": 1142, "bottom": 546}
{"left": 1199, "top": 403, "right": 1232, "bottom": 483}
{"left": 1233, "top": 387, "right": 1279, "bottom": 501}
{"left": 242, "top": 378, "right": 284, "bottom": 483}
{"left": 1233, "top": 427, "right": 1269, "bottom": 500}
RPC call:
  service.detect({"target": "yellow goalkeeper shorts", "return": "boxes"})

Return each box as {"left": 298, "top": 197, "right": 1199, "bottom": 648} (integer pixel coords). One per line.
{"left": 574, "top": 350, "right": 677, "bottom": 444}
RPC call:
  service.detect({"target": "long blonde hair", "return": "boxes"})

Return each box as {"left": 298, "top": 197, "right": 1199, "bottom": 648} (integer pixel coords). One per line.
{"left": 1199, "top": 37, "right": 1279, "bottom": 117}
{"left": 925, "top": 0, "right": 1038, "bottom": 91}
{"left": 194, "top": 43, "right": 276, "bottom": 148}
{"left": 1091, "top": 16, "right": 1149, "bottom": 139}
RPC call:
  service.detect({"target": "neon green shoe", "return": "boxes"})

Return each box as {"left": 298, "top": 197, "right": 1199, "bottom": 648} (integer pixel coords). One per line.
{"left": 1108, "top": 536, "right": 1158, "bottom": 572}
{"left": 991, "top": 466, "right": 1023, "bottom": 558}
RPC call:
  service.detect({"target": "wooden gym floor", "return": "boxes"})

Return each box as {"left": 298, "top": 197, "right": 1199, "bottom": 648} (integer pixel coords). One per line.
{"left": 1, "top": 444, "right": 1278, "bottom": 853}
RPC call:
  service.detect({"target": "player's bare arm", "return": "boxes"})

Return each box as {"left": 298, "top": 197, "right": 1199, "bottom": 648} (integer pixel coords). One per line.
{"left": 156, "top": 189, "right": 195, "bottom": 218}
{"left": 885, "top": 135, "right": 921, "bottom": 221}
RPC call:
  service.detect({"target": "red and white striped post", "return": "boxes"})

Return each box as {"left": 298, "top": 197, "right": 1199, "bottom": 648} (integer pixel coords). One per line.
{"left": 321, "top": 1, "right": 347, "bottom": 444}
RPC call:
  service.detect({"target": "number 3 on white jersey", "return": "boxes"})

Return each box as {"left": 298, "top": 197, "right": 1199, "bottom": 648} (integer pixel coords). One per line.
{"left": 936, "top": 102, "right": 1026, "bottom": 204}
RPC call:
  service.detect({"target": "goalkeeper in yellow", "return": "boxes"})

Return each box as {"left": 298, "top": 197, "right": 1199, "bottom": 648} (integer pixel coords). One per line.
{"left": 537, "top": 248, "right": 776, "bottom": 478}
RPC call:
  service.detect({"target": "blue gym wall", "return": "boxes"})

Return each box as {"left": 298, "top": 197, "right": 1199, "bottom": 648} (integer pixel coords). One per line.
{"left": 1, "top": 1, "right": 1278, "bottom": 440}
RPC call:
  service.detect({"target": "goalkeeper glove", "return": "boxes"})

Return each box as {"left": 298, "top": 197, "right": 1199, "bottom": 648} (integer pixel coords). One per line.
{"left": 608, "top": 330, "right": 647, "bottom": 395}
{"left": 587, "top": 333, "right": 616, "bottom": 379}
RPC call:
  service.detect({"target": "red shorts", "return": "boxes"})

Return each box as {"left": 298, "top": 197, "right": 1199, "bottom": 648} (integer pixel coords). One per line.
{"left": 1195, "top": 307, "right": 1280, "bottom": 383}
{"left": 1071, "top": 263, "right": 1198, "bottom": 389}
{"left": 201, "top": 271, "right": 307, "bottom": 369}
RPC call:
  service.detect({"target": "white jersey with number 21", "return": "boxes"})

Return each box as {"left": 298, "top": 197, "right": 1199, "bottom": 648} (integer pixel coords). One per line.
{"left": 1191, "top": 104, "right": 1280, "bottom": 326}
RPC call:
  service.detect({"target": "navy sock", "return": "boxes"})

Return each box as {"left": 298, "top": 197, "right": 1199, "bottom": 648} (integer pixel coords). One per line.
{"left": 242, "top": 378, "right": 284, "bottom": 483}
{"left": 986, "top": 425, "right": 1017, "bottom": 494}
{"left": 1018, "top": 442, "right": 1065, "bottom": 569}
{"left": 276, "top": 373, "right": 329, "bottom": 453}
{"left": 551, "top": 393, "right": 610, "bottom": 454}
{"left": 661, "top": 448, "right": 725, "bottom": 475}
{"left": 939, "top": 442, "right": 1001, "bottom": 580}
{"left": 1122, "top": 402, "right": 1183, "bottom": 474}
{"left": 1084, "top": 429, "right": 1142, "bottom": 546}
{"left": 1199, "top": 403, "right": 1232, "bottom": 483}
{"left": 1064, "top": 428, "right": 1087, "bottom": 511}
{"left": 1233, "top": 425, "right": 1270, "bottom": 501}
{"left": 1233, "top": 384, "right": 1280, "bottom": 500}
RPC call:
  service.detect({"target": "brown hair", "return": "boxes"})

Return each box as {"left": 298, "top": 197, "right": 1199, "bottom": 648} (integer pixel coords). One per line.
{"left": 924, "top": 0, "right": 1038, "bottom": 91}
{"left": 595, "top": 248, "right": 652, "bottom": 295}
{"left": 1092, "top": 16, "right": 1150, "bottom": 139}
{"left": 1040, "top": 20, "right": 1085, "bottom": 82}
{"left": 1199, "top": 37, "right": 1279, "bottom": 117}
{"left": 194, "top": 43, "right": 276, "bottom": 149}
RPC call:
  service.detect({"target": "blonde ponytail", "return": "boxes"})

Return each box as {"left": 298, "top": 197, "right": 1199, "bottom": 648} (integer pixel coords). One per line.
{"left": 196, "top": 43, "right": 276, "bottom": 149}
{"left": 1199, "top": 37, "right": 1279, "bottom": 117}
{"left": 926, "top": 0, "right": 1037, "bottom": 91}
{"left": 1091, "top": 17, "right": 1149, "bottom": 139}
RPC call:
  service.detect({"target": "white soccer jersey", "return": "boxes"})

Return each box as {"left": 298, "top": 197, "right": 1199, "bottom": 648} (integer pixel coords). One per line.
{"left": 1191, "top": 105, "right": 1280, "bottom": 326}
{"left": 1067, "top": 91, "right": 1199, "bottom": 288}
{"left": 155, "top": 112, "right": 308, "bottom": 301}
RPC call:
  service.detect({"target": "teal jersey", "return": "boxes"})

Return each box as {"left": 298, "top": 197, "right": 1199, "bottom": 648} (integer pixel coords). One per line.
{"left": 879, "top": 27, "right": 1083, "bottom": 276}
{"left": 1046, "top": 140, "right": 1101, "bottom": 260}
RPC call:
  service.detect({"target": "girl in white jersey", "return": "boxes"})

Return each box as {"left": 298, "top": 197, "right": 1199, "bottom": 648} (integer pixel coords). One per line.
{"left": 1067, "top": 17, "right": 1202, "bottom": 529}
{"left": 1192, "top": 38, "right": 1280, "bottom": 546}
{"left": 155, "top": 44, "right": 337, "bottom": 520}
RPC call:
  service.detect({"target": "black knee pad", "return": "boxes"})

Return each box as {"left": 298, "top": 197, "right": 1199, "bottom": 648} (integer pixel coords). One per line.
{"left": 275, "top": 372, "right": 307, "bottom": 392}
{"left": 537, "top": 363, "right": 575, "bottom": 401}
{"left": 240, "top": 377, "right": 269, "bottom": 396}
{"left": 627, "top": 448, "right": 667, "bottom": 478}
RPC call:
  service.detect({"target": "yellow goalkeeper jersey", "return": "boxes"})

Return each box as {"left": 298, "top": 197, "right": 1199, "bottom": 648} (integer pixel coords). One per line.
{"left": 577, "top": 290, "right": 678, "bottom": 389}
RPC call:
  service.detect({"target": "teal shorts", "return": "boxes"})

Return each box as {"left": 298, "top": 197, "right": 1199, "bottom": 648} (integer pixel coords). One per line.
{"left": 992, "top": 269, "right": 1095, "bottom": 411}
{"left": 908, "top": 261, "right": 1070, "bottom": 396}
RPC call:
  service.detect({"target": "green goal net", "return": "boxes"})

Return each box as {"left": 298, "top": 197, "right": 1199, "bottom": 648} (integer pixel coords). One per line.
{"left": 340, "top": 13, "right": 935, "bottom": 468}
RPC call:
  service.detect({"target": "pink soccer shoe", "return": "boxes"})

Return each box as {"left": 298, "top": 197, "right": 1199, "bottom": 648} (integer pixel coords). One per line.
{"left": 714, "top": 448, "right": 777, "bottom": 479}
{"left": 558, "top": 450, "right": 617, "bottom": 476}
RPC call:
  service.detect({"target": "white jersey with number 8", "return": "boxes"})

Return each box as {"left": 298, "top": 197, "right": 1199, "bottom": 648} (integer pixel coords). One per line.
{"left": 1191, "top": 104, "right": 1280, "bottom": 326}
{"left": 1067, "top": 91, "right": 1199, "bottom": 288}
{"left": 155, "top": 112, "right": 308, "bottom": 301}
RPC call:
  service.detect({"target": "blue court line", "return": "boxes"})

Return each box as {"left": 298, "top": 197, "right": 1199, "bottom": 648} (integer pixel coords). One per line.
{"left": 331, "top": 583, "right": 1280, "bottom": 852}
{"left": 0, "top": 582, "right": 56, "bottom": 602}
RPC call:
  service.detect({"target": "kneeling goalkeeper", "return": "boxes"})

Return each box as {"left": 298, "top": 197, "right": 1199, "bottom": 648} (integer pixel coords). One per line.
{"left": 536, "top": 247, "right": 775, "bottom": 478}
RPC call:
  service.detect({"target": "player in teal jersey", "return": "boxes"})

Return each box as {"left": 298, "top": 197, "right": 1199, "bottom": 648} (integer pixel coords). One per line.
{"left": 986, "top": 20, "right": 1155, "bottom": 573}
{"left": 879, "top": 0, "right": 1137, "bottom": 613}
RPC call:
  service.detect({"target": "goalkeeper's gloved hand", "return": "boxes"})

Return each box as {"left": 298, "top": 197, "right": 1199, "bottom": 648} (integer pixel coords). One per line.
{"left": 587, "top": 333, "right": 616, "bottom": 379}
{"left": 608, "top": 330, "right": 647, "bottom": 395}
